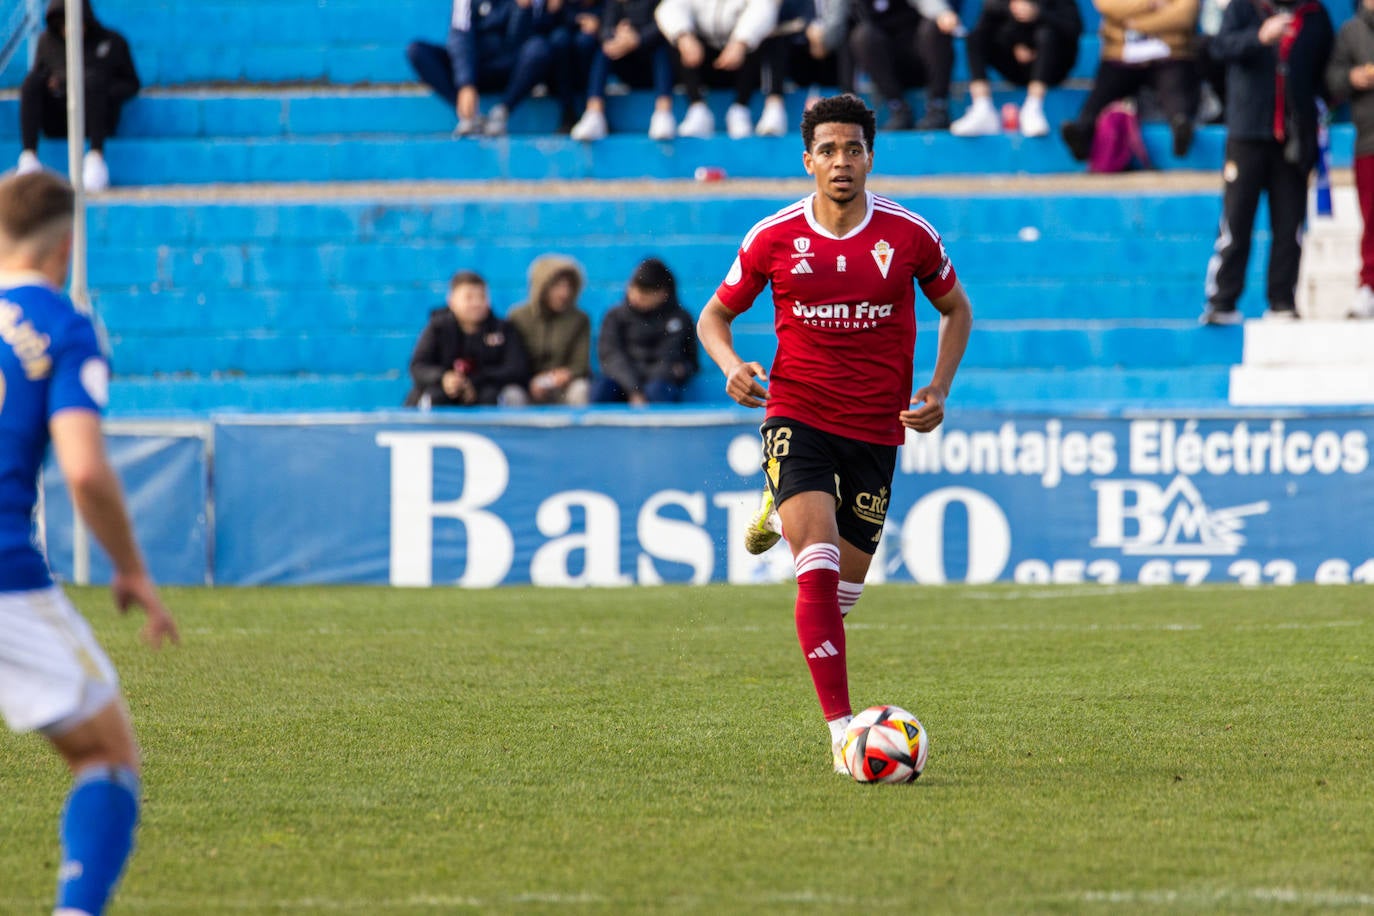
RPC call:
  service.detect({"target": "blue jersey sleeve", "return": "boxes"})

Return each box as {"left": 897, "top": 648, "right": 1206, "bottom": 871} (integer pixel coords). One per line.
{"left": 46, "top": 311, "right": 108, "bottom": 419}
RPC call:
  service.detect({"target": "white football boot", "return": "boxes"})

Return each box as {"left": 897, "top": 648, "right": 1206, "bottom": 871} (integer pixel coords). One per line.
{"left": 830, "top": 715, "right": 854, "bottom": 776}
{"left": 743, "top": 489, "right": 782, "bottom": 554}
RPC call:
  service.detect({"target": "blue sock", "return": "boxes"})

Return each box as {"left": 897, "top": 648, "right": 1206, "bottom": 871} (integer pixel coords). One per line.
{"left": 55, "top": 766, "right": 140, "bottom": 916}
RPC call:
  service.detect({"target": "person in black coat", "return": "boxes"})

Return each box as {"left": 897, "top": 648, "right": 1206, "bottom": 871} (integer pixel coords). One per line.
{"left": 1200, "top": 0, "right": 1333, "bottom": 324}
{"left": 405, "top": 270, "right": 532, "bottom": 408}
{"left": 592, "top": 258, "right": 699, "bottom": 404}
{"left": 15, "top": 0, "right": 139, "bottom": 192}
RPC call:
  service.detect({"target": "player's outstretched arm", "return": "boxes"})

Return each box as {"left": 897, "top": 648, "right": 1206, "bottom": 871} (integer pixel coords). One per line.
{"left": 902, "top": 280, "right": 973, "bottom": 433}
{"left": 49, "top": 410, "right": 180, "bottom": 648}
{"left": 698, "top": 295, "right": 769, "bottom": 408}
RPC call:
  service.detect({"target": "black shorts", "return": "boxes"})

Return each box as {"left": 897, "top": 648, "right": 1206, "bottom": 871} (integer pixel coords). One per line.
{"left": 760, "top": 416, "right": 898, "bottom": 555}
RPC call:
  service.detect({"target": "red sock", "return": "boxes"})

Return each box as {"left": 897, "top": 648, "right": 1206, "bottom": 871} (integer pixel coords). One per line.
{"left": 794, "top": 542, "right": 849, "bottom": 720}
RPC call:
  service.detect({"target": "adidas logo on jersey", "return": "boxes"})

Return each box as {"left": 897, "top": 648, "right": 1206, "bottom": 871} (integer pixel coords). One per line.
{"left": 807, "top": 640, "right": 839, "bottom": 659}
{"left": 790, "top": 259, "right": 814, "bottom": 275}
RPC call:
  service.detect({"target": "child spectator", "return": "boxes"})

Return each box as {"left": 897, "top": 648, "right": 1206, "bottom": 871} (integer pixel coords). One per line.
{"left": 654, "top": 0, "right": 784, "bottom": 138}
{"left": 949, "top": 0, "right": 1083, "bottom": 137}
{"left": 847, "top": 0, "right": 964, "bottom": 130}
{"left": 569, "top": 0, "right": 678, "bottom": 140}
{"left": 507, "top": 255, "right": 593, "bottom": 404}
{"left": 15, "top": 0, "right": 139, "bottom": 193}
{"left": 1327, "top": 0, "right": 1374, "bottom": 317}
{"left": 593, "top": 258, "right": 698, "bottom": 404}
{"left": 405, "top": 271, "right": 531, "bottom": 407}
{"left": 406, "top": 0, "right": 561, "bottom": 137}
{"left": 1060, "top": 0, "right": 1202, "bottom": 161}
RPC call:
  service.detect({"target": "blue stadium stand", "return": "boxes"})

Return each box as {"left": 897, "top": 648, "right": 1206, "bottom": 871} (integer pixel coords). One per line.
{"left": 0, "top": 0, "right": 1337, "bottom": 416}
{"left": 81, "top": 192, "right": 1268, "bottom": 415}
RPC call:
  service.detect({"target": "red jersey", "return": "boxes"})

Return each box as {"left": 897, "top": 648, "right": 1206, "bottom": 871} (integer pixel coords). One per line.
{"left": 714, "top": 192, "right": 958, "bottom": 446}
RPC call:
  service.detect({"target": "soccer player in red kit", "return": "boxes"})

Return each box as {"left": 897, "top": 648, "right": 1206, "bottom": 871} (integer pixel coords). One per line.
{"left": 696, "top": 93, "right": 973, "bottom": 774}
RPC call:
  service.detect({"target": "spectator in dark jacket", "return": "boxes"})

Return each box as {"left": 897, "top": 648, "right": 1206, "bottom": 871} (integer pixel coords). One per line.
{"left": 405, "top": 270, "right": 531, "bottom": 407}
{"left": 593, "top": 258, "right": 698, "bottom": 405}
{"left": 1326, "top": 0, "right": 1374, "bottom": 317}
{"left": 569, "top": 0, "right": 677, "bottom": 140}
{"left": 1200, "top": 0, "right": 1333, "bottom": 324}
{"left": 949, "top": 0, "right": 1083, "bottom": 137}
{"left": 406, "top": 0, "right": 562, "bottom": 137}
{"left": 15, "top": 0, "right": 139, "bottom": 192}
{"left": 507, "top": 254, "right": 593, "bottom": 404}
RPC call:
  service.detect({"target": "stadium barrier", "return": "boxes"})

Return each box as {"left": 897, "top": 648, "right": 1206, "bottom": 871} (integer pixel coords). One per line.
{"left": 42, "top": 408, "right": 1374, "bottom": 587}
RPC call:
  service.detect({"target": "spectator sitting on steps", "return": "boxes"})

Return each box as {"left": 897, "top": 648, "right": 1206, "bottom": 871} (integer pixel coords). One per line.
{"left": 405, "top": 270, "right": 531, "bottom": 408}
{"left": 507, "top": 254, "right": 593, "bottom": 405}
{"left": 593, "top": 257, "right": 699, "bottom": 404}
{"left": 15, "top": 0, "right": 140, "bottom": 193}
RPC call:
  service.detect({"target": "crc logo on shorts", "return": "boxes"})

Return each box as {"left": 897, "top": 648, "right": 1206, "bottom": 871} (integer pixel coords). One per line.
{"left": 853, "top": 486, "right": 890, "bottom": 528}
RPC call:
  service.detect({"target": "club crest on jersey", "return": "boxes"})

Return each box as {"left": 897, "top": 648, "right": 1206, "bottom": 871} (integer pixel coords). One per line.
{"left": 836, "top": 255, "right": 847, "bottom": 272}
{"left": 794, "top": 237, "right": 811, "bottom": 254}
{"left": 871, "top": 240, "right": 893, "bottom": 279}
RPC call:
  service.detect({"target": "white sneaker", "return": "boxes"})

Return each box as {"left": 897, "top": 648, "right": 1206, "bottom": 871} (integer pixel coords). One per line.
{"left": 743, "top": 489, "right": 782, "bottom": 555}
{"left": 755, "top": 97, "right": 786, "bottom": 136}
{"left": 647, "top": 108, "right": 676, "bottom": 141}
{"left": 81, "top": 151, "right": 109, "bottom": 192}
{"left": 725, "top": 103, "right": 753, "bottom": 139}
{"left": 16, "top": 150, "right": 42, "bottom": 175}
{"left": 1350, "top": 285, "right": 1374, "bottom": 319}
{"left": 570, "top": 108, "right": 609, "bottom": 141}
{"left": 950, "top": 100, "right": 1000, "bottom": 137}
{"left": 1020, "top": 99, "right": 1050, "bottom": 138}
{"left": 678, "top": 101, "right": 714, "bottom": 139}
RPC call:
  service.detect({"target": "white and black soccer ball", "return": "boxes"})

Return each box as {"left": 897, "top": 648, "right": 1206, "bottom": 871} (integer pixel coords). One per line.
{"left": 842, "top": 704, "right": 928, "bottom": 784}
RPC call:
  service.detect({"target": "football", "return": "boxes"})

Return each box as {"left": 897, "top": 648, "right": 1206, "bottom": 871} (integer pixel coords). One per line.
{"left": 842, "top": 704, "right": 928, "bottom": 783}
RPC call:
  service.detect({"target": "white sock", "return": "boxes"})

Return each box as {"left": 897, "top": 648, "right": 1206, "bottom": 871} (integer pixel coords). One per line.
{"left": 827, "top": 714, "right": 853, "bottom": 745}
{"left": 838, "top": 580, "right": 864, "bottom": 617}
{"left": 969, "top": 96, "right": 995, "bottom": 113}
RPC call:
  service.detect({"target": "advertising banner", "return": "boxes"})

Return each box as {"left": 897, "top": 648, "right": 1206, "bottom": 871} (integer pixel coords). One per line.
{"left": 43, "top": 411, "right": 1374, "bottom": 587}
{"left": 203, "top": 410, "right": 1374, "bottom": 587}
{"left": 43, "top": 425, "right": 210, "bottom": 585}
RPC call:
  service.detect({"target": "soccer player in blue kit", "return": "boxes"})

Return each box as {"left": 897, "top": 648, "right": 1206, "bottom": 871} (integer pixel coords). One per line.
{"left": 0, "top": 172, "right": 178, "bottom": 916}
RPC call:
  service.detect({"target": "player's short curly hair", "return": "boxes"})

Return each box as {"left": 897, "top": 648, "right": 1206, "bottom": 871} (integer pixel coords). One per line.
{"left": 800, "top": 94, "right": 876, "bottom": 153}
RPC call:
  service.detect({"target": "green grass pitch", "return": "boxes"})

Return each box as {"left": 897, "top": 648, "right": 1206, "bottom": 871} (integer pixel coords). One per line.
{"left": 2, "top": 584, "right": 1372, "bottom": 914}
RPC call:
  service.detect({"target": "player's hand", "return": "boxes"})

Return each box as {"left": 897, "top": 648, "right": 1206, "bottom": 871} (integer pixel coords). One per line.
{"left": 1013, "top": 43, "right": 1036, "bottom": 64}
{"left": 935, "top": 10, "right": 961, "bottom": 34}
{"left": 725, "top": 361, "right": 769, "bottom": 408}
{"left": 112, "top": 571, "right": 180, "bottom": 649}
{"left": 901, "top": 384, "right": 947, "bottom": 432}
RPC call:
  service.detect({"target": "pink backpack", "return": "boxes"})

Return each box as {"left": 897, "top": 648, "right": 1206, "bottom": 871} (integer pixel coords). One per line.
{"left": 1088, "top": 101, "right": 1152, "bottom": 173}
